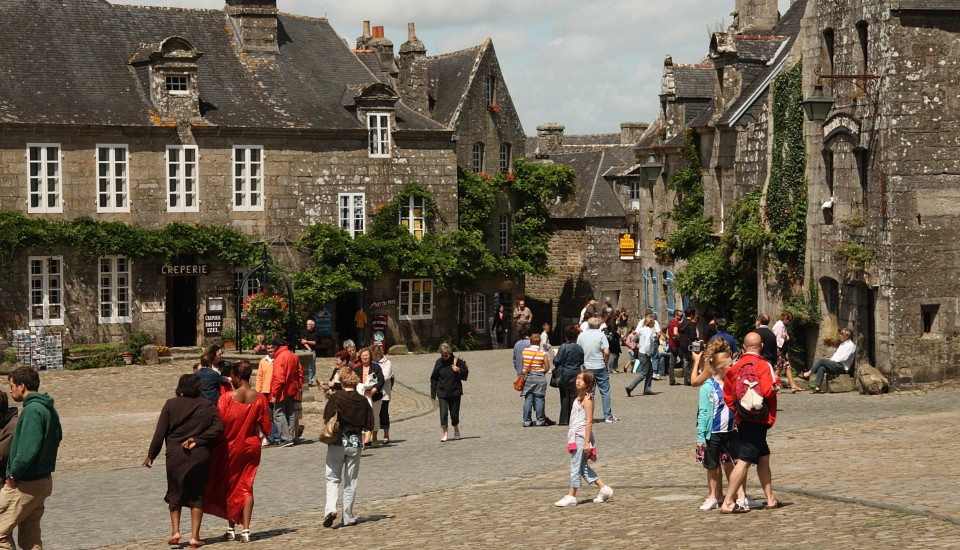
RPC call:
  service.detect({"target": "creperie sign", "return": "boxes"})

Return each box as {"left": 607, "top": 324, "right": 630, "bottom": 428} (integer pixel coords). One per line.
{"left": 159, "top": 264, "right": 210, "bottom": 276}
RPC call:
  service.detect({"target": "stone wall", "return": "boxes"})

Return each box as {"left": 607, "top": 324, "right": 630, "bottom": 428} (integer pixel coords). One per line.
{"left": 0, "top": 125, "right": 458, "bottom": 348}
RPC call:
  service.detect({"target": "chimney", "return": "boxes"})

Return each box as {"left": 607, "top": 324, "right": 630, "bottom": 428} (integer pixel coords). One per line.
{"left": 356, "top": 20, "right": 372, "bottom": 50}
{"left": 734, "top": 0, "right": 779, "bottom": 32}
{"left": 398, "top": 22, "right": 429, "bottom": 114}
{"left": 620, "top": 122, "right": 649, "bottom": 145}
{"left": 369, "top": 25, "right": 398, "bottom": 77}
{"left": 225, "top": 0, "right": 279, "bottom": 54}
{"left": 536, "top": 123, "right": 565, "bottom": 158}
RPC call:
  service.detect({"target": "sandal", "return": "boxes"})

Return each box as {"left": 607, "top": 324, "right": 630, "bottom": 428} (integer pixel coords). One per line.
{"left": 813, "top": 387, "right": 823, "bottom": 394}
{"left": 765, "top": 500, "right": 787, "bottom": 509}
{"left": 239, "top": 529, "right": 250, "bottom": 543}
{"left": 224, "top": 527, "right": 235, "bottom": 541}
{"left": 790, "top": 386, "right": 804, "bottom": 393}
{"left": 719, "top": 503, "right": 749, "bottom": 514}
{"left": 189, "top": 541, "right": 205, "bottom": 549}
{"left": 167, "top": 534, "right": 181, "bottom": 545}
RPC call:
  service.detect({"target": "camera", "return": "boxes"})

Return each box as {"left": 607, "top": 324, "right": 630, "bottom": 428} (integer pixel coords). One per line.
{"left": 688, "top": 342, "right": 703, "bottom": 353}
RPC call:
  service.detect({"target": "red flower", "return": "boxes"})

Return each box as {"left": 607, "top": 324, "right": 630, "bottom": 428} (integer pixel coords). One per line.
{"left": 488, "top": 103, "right": 501, "bottom": 113}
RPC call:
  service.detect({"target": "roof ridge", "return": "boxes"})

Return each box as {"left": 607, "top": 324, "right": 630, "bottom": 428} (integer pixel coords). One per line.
{"left": 674, "top": 63, "right": 714, "bottom": 69}
{"left": 427, "top": 44, "right": 483, "bottom": 60}
{"left": 734, "top": 34, "right": 787, "bottom": 41}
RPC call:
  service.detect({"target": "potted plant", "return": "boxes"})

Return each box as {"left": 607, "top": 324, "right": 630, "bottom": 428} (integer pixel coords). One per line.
{"left": 121, "top": 351, "right": 134, "bottom": 365}
{"left": 221, "top": 328, "right": 237, "bottom": 350}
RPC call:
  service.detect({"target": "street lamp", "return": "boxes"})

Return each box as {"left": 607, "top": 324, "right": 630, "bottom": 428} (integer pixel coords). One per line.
{"left": 802, "top": 85, "right": 835, "bottom": 122}
{"left": 640, "top": 154, "right": 663, "bottom": 182}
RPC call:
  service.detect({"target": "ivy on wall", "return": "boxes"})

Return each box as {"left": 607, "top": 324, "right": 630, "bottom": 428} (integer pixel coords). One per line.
{"left": 666, "top": 61, "right": 814, "bottom": 341}
{"left": 0, "top": 212, "right": 260, "bottom": 266}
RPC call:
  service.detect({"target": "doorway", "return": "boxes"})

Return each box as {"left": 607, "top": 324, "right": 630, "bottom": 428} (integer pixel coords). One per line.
{"left": 166, "top": 276, "right": 198, "bottom": 346}
{"left": 335, "top": 291, "right": 361, "bottom": 347}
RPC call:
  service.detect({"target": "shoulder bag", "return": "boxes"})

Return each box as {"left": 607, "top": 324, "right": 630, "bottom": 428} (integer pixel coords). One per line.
{"left": 514, "top": 357, "right": 532, "bottom": 391}
{"left": 318, "top": 410, "right": 340, "bottom": 444}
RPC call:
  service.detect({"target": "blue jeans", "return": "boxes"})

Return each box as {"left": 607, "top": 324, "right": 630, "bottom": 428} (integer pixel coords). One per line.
{"left": 306, "top": 354, "right": 317, "bottom": 386}
{"left": 653, "top": 350, "right": 667, "bottom": 375}
{"left": 267, "top": 400, "right": 280, "bottom": 442}
{"left": 523, "top": 392, "right": 546, "bottom": 425}
{"left": 588, "top": 368, "right": 614, "bottom": 420}
{"left": 569, "top": 435, "right": 599, "bottom": 488}
{"left": 626, "top": 353, "right": 653, "bottom": 394}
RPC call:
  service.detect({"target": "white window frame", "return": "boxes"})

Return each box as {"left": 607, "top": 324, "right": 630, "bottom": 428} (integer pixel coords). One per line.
{"left": 166, "top": 145, "right": 199, "bottom": 213}
{"left": 499, "top": 214, "right": 510, "bottom": 254}
{"left": 400, "top": 196, "right": 426, "bottom": 239}
{"left": 339, "top": 193, "right": 366, "bottom": 237}
{"left": 368, "top": 113, "right": 391, "bottom": 157}
{"left": 499, "top": 143, "right": 511, "bottom": 172}
{"left": 234, "top": 270, "right": 263, "bottom": 299}
{"left": 165, "top": 75, "right": 189, "bottom": 95}
{"left": 472, "top": 142, "right": 484, "bottom": 174}
{"left": 486, "top": 75, "right": 496, "bottom": 105}
{"left": 399, "top": 278, "right": 433, "bottom": 320}
{"left": 232, "top": 145, "right": 264, "bottom": 212}
{"left": 98, "top": 255, "right": 132, "bottom": 323}
{"left": 28, "top": 256, "right": 64, "bottom": 326}
{"left": 467, "top": 293, "right": 486, "bottom": 331}
{"left": 629, "top": 180, "right": 642, "bottom": 201}
{"left": 96, "top": 144, "right": 130, "bottom": 213}
{"left": 27, "top": 143, "right": 62, "bottom": 214}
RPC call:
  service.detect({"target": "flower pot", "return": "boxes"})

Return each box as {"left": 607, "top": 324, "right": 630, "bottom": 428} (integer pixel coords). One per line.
{"left": 222, "top": 339, "right": 237, "bottom": 350}
{"left": 121, "top": 353, "right": 134, "bottom": 365}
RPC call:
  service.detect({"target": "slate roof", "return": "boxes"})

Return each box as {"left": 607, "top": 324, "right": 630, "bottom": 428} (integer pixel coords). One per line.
{"left": 716, "top": 0, "right": 809, "bottom": 127}
{"left": 734, "top": 36, "right": 787, "bottom": 62}
{"left": 0, "top": 0, "right": 444, "bottom": 131}
{"left": 673, "top": 65, "right": 716, "bottom": 100}
{"left": 545, "top": 145, "right": 634, "bottom": 219}
{"left": 425, "top": 44, "right": 484, "bottom": 127}
{"left": 897, "top": 0, "right": 960, "bottom": 10}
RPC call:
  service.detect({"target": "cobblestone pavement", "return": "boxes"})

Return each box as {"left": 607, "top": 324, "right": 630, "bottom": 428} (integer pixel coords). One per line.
{"left": 31, "top": 350, "right": 960, "bottom": 548}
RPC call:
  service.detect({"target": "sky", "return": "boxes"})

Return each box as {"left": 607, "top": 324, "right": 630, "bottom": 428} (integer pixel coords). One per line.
{"left": 115, "top": 0, "right": 794, "bottom": 135}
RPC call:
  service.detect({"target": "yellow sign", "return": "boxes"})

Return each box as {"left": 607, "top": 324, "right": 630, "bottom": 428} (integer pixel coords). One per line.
{"left": 619, "top": 233, "right": 637, "bottom": 261}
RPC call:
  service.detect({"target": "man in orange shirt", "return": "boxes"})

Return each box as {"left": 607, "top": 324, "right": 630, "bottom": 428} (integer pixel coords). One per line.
{"left": 719, "top": 332, "right": 782, "bottom": 513}
{"left": 254, "top": 350, "right": 277, "bottom": 446}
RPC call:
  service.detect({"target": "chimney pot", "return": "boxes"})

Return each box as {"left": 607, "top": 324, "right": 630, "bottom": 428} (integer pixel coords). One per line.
{"left": 363, "top": 20, "right": 371, "bottom": 38}
{"left": 408, "top": 22, "right": 417, "bottom": 42}
{"left": 373, "top": 26, "right": 384, "bottom": 39}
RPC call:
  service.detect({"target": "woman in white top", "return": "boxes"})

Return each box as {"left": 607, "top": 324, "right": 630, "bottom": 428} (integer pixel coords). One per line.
{"left": 371, "top": 346, "right": 393, "bottom": 445}
{"left": 772, "top": 311, "right": 803, "bottom": 393}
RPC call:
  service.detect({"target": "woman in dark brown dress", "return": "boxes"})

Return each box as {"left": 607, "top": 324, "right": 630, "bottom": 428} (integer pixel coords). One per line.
{"left": 144, "top": 374, "right": 224, "bottom": 548}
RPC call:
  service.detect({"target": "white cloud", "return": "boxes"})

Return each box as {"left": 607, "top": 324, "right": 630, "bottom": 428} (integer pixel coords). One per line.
{"left": 115, "top": 0, "right": 796, "bottom": 134}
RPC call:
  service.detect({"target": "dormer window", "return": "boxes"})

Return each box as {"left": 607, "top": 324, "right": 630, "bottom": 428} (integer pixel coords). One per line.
{"left": 131, "top": 36, "right": 203, "bottom": 121}
{"left": 165, "top": 75, "right": 189, "bottom": 95}
{"left": 368, "top": 113, "right": 391, "bottom": 157}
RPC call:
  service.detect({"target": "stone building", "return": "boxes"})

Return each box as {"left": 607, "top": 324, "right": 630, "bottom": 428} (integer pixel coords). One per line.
{"left": 800, "top": 0, "right": 960, "bottom": 381}
{"left": 523, "top": 123, "right": 672, "bottom": 333}
{"left": 352, "top": 22, "right": 527, "bottom": 343}
{"left": 0, "top": 0, "right": 460, "bottom": 349}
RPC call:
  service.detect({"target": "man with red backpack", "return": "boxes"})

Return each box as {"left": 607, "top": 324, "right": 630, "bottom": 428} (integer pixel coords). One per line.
{"left": 719, "top": 332, "right": 783, "bottom": 513}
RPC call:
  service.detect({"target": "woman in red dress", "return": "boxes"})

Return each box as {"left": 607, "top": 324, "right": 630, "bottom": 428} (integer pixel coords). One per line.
{"left": 204, "top": 360, "right": 271, "bottom": 543}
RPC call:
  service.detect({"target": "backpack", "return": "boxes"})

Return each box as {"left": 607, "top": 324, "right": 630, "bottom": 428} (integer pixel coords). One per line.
{"left": 732, "top": 358, "right": 768, "bottom": 422}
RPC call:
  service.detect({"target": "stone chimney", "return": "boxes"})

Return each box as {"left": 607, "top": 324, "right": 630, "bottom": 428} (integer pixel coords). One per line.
{"left": 225, "top": 0, "right": 279, "bottom": 54}
{"left": 620, "top": 122, "right": 649, "bottom": 145}
{"left": 398, "top": 22, "right": 429, "bottom": 114}
{"left": 733, "top": 0, "right": 779, "bottom": 32}
{"left": 536, "top": 123, "right": 565, "bottom": 158}
{"left": 369, "top": 25, "right": 398, "bottom": 77}
{"left": 356, "top": 20, "right": 372, "bottom": 50}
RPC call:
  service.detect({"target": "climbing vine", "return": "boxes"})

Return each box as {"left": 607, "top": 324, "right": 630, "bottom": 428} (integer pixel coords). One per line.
{"left": 666, "top": 61, "right": 815, "bottom": 339}
{"left": 499, "top": 158, "right": 577, "bottom": 282}
{"left": 0, "top": 212, "right": 260, "bottom": 266}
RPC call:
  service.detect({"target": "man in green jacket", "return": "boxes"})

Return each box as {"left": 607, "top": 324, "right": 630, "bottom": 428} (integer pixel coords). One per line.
{"left": 0, "top": 367, "right": 62, "bottom": 550}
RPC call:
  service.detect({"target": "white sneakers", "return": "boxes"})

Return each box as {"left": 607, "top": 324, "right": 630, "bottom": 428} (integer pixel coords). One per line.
{"left": 555, "top": 486, "right": 613, "bottom": 507}
{"left": 699, "top": 497, "right": 718, "bottom": 511}
{"left": 593, "top": 486, "right": 614, "bottom": 503}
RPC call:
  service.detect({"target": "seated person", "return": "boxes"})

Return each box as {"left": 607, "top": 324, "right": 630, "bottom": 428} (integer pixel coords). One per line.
{"left": 801, "top": 328, "right": 856, "bottom": 393}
